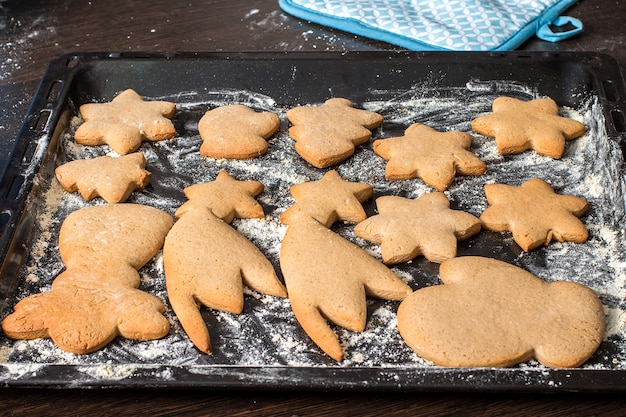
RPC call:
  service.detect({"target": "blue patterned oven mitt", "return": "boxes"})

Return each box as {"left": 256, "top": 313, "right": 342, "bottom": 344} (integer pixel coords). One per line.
{"left": 278, "top": 0, "right": 582, "bottom": 51}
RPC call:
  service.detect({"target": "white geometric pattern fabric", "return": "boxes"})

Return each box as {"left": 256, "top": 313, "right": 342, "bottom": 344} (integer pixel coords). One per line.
{"left": 282, "top": 0, "right": 580, "bottom": 51}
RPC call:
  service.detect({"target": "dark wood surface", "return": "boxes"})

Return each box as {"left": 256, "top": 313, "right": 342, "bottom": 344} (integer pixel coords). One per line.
{"left": 1, "top": 1, "right": 626, "bottom": 415}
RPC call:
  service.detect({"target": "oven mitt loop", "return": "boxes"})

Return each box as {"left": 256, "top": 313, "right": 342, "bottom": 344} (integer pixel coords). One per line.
{"left": 536, "top": 15, "right": 582, "bottom": 43}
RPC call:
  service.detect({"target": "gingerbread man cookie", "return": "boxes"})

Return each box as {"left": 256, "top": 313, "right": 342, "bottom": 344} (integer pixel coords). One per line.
{"left": 480, "top": 178, "right": 589, "bottom": 251}
{"left": 74, "top": 89, "right": 177, "bottom": 155}
{"left": 373, "top": 123, "right": 486, "bottom": 191}
{"left": 354, "top": 193, "right": 481, "bottom": 264}
{"left": 286, "top": 98, "right": 383, "bottom": 168}
{"left": 471, "top": 96, "right": 586, "bottom": 158}
{"left": 55, "top": 152, "right": 151, "bottom": 203}
{"left": 198, "top": 104, "right": 280, "bottom": 159}
{"left": 397, "top": 256, "right": 605, "bottom": 368}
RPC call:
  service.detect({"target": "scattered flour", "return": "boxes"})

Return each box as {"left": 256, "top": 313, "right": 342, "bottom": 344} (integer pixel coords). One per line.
{"left": 1, "top": 79, "right": 625, "bottom": 387}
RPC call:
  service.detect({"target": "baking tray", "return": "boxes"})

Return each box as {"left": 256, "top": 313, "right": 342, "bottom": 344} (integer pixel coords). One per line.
{"left": 1, "top": 51, "right": 626, "bottom": 392}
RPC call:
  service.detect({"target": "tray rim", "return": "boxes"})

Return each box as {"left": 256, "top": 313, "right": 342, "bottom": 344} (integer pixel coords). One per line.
{"left": 2, "top": 363, "right": 626, "bottom": 392}
{"left": 1, "top": 50, "right": 626, "bottom": 392}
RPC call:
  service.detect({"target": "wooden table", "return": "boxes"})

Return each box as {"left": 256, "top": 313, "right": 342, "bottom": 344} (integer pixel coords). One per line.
{"left": 1, "top": 1, "right": 625, "bottom": 415}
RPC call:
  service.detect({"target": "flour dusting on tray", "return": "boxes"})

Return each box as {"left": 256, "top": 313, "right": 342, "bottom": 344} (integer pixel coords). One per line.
{"left": 1, "top": 80, "right": 626, "bottom": 383}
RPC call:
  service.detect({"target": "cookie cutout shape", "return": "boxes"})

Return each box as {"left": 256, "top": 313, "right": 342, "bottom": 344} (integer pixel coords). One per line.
{"left": 280, "top": 169, "right": 374, "bottom": 228}
{"left": 397, "top": 256, "right": 605, "bottom": 368}
{"left": 164, "top": 170, "right": 287, "bottom": 353}
{"left": 281, "top": 214, "right": 413, "bottom": 362}
{"left": 198, "top": 104, "right": 280, "bottom": 159}
{"left": 373, "top": 123, "right": 486, "bottom": 191}
{"left": 74, "top": 89, "right": 176, "bottom": 155}
{"left": 354, "top": 193, "right": 481, "bottom": 264}
{"left": 55, "top": 152, "right": 151, "bottom": 203}
{"left": 471, "top": 96, "right": 586, "bottom": 158}
{"left": 1, "top": 273, "right": 170, "bottom": 354}
{"left": 279, "top": 171, "right": 411, "bottom": 361}
{"left": 175, "top": 170, "right": 265, "bottom": 223}
{"left": 2, "top": 204, "right": 173, "bottom": 354}
{"left": 286, "top": 98, "right": 384, "bottom": 168}
{"left": 480, "top": 178, "right": 589, "bottom": 251}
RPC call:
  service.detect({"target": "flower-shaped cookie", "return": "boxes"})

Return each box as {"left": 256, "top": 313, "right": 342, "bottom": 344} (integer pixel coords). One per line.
{"left": 286, "top": 98, "right": 383, "bottom": 168}
{"left": 471, "top": 96, "right": 586, "bottom": 158}
{"left": 354, "top": 193, "right": 481, "bottom": 264}
{"left": 397, "top": 256, "right": 605, "bottom": 368}
{"left": 480, "top": 178, "right": 589, "bottom": 251}
{"left": 74, "top": 89, "right": 176, "bottom": 155}
{"left": 55, "top": 152, "right": 151, "bottom": 203}
{"left": 373, "top": 123, "right": 486, "bottom": 191}
{"left": 198, "top": 104, "right": 280, "bottom": 159}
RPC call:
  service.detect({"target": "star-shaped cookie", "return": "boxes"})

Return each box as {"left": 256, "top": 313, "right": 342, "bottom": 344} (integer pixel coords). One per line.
{"left": 74, "top": 89, "right": 177, "bottom": 155}
{"left": 354, "top": 193, "right": 481, "bottom": 264}
{"left": 286, "top": 98, "right": 384, "bottom": 168}
{"left": 55, "top": 152, "right": 151, "bottom": 203}
{"left": 471, "top": 96, "right": 586, "bottom": 158}
{"left": 480, "top": 178, "right": 589, "bottom": 251}
{"left": 373, "top": 123, "right": 486, "bottom": 191}
{"left": 175, "top": 170, "right": 265, "bottom": 223}
{"left": 279, "top": 170, "right": 374, "bottom": 227}
{"left": 198, "top": 104, "right": 280, "bottom": 159}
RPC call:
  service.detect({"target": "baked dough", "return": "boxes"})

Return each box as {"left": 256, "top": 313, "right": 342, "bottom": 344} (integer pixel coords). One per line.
{"left": 397, "top": 256, "right": 605, "bottom": 368}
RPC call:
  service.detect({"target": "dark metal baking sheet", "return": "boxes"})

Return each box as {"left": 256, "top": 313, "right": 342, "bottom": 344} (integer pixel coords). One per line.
{"left": 1, "top": 51, "right": 626, "bottom": 392}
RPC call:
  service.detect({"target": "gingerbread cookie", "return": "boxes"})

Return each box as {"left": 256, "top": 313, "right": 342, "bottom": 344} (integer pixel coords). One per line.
{"left": 354, "top": 193, "right": 481, "bottom": 264}
{"left": 471, "top": 96, "right": 586, "bottom": 158}
{"left": 279, "top": 171, "right": 411, "bottom": 361}
{"left": 74, "top": 89, "right": 177, "bottom": 155}
{"left": 164, "top": 170, "right": 287, "bottom": 353}
{"left": 397, "top": 256, "right": 605, "bottom": 368}
{"left": 1, "top": 272, "right": 170, "bottom": 354}
{"left": 373, "top": 123, "right": 486, "bottom": 191}
{"left": 2, "top": 204, "right": 173, "bottom": 354}
{"left": 198, "top": 104, "right": 280, "bottom": 159}
{"left": 286, "top": 98, "right": 383, "bottom": 168}
{"left": 480, "top": 178, "right": 589, "bottom": 251}
{"left": 279, "top": 169, "right": 373, "bottom": 227}
{"left": 175, "top": 170, "right": 265, "bottom": 223}
{"left": 55, "top": 152, "right": 151, "bottom": 203}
